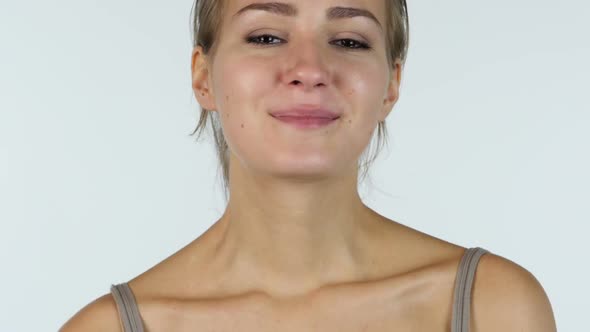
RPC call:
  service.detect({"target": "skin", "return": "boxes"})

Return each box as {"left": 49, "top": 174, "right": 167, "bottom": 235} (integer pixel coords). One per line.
{"left": 60, "top": 0, "right": 557, "bottom": 331}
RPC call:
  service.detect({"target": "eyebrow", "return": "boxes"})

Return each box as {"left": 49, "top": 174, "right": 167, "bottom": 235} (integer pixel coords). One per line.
{"left": 232, "top": 2, "right": 383, "bottom": 31}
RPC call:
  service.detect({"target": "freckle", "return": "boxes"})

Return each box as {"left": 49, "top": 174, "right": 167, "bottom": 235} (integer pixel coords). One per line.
{"left": 241, "top": 123, "right": 244, "bottom": 128}
{"left": 348, "top": 119, "right": 352, "bottom": 124}
{"left": 226, "top": 95, "right": 229, "bottom": 101}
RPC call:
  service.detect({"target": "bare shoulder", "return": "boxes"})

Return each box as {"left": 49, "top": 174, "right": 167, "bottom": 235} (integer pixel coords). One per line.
{"left": 59, "top": 293, "right": 122, "bottom": 332}
{"left": 472, "top": 251, "right": 557, "bottom": 332}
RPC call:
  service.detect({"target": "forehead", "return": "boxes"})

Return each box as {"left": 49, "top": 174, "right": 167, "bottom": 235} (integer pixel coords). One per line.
{"left": 225, "top": 0, "right": 385, "bottom": 30}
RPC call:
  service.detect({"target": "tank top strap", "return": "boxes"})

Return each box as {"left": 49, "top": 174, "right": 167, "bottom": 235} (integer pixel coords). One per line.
{"left": 110, "top": 282, "right": 145, "bottom": 332}
{"left": 451, "top": 247, "right": 489, "bottom": 332}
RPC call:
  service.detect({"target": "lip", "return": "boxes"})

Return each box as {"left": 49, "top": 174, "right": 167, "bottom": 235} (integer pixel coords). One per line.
{"left": 269, "top": 106, "right": 341, "bottom": 119}
{"left": 271, "top": 115, "right": 339, "bottom": 129}
{"left": 269, "top": 105, "right": 341, "bottom": 129}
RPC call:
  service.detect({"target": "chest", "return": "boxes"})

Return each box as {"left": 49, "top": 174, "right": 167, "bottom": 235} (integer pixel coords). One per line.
{"left": 139, "top": 284, "right": 454, "bottom": 332}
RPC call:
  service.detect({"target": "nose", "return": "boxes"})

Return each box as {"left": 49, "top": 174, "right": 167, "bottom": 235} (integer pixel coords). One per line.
{"left": 281, "top": 39, "right": 331, "bottom": 93}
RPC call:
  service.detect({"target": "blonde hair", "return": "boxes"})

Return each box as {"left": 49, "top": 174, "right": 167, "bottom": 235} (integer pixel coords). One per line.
{"left": 189, "top": 0, "right": 409, "bottom": 201}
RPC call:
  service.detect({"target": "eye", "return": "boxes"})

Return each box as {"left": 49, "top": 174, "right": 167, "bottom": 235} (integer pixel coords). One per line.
{"left": 245, "top": 34, "right": 372, "bottom": 51}
{"left": 246, "top": 34, "right": 283, "bottom": 46}
{"left": 332, "top": 38, "right": 372, "bottom": 50}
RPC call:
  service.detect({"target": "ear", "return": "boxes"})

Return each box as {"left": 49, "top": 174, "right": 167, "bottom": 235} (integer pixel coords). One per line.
{"left": 379, "top": 59, "right": 402, "bottom": 122}
{"left": 191, "top": 45, "right": 217, "bottom": 111}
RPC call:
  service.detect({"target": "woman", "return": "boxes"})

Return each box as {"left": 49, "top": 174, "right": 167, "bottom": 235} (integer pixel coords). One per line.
{"left": 61, "top": 0, "right": 556, "bottom": 331}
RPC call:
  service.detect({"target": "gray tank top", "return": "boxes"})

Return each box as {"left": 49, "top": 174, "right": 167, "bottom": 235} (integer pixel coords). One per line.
{"left": 111, "top": 247, "right": 489, "bottom": 332}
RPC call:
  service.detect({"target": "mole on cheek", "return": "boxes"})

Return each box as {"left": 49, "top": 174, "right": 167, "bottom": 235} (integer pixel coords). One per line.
{"left": 241, "top": 123, "right": 244, "bottom": 128}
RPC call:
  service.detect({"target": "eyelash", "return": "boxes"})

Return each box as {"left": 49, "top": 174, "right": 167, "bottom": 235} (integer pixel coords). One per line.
{"left": 245, "top": 34, "right": 372, "bottom": 51}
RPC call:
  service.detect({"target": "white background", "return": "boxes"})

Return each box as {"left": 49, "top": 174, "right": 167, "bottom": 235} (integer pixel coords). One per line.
{"left": 1, "top": 0, "right": 588, "bottom": 331}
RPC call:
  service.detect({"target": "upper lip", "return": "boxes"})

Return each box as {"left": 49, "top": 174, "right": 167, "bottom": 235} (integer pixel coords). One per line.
{"left": 270, "top": 105, "right": 341, "bottom": 119}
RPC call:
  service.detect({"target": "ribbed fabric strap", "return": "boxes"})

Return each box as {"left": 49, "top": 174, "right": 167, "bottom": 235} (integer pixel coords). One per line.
{"left": 451, "top": 247, "right": 489, "bottom": 332}
{"left": 110, "top": 283, "right": 145, "bottom": 332}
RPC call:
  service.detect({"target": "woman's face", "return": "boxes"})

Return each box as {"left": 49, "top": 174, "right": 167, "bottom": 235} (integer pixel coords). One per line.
{"left": 193, "top": 0, "right": 401, "bottom": 180}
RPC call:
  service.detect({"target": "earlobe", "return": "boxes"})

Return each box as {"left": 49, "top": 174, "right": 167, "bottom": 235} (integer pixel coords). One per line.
{"left": 191, "top": 46, "right": 207, "bottom": 91}
{"left": 191, "top": 46, "right": 216, "bottom": 111}
{"left": 380, "top": 62, "right": 402, "bottom": 121}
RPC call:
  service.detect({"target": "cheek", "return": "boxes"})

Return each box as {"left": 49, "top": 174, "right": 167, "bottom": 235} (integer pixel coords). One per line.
{"left": 215, "top": 59, "right": 262, "bottom": 112}
{"left": 346, "top": 69, "right": 388, "bottom": 124}
{"left": 211, "top": 56, "right": 272, "bottom": 155}
{"left": 213, "top": 57, "right": 269, "bottom": 124}
{"left": 343, "top": 114, "right": 380, "bottom": 157}
{"left": 339, "top": 69, "right": 390, "bottom": 154}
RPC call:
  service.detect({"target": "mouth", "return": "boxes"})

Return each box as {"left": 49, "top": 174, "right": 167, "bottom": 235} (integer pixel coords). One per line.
{"left": 270, "top": 114, "right": 340, "bottom": 129}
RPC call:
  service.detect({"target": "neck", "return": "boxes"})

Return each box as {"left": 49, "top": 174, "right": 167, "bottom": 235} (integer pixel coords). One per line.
{"left": 203, "top": 159, "right": 387, "bottom": 299}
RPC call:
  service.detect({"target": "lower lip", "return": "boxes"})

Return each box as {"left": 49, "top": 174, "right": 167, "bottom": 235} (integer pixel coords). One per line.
{"left": 271, "top": 115, "right": 339, "bottom": 129}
